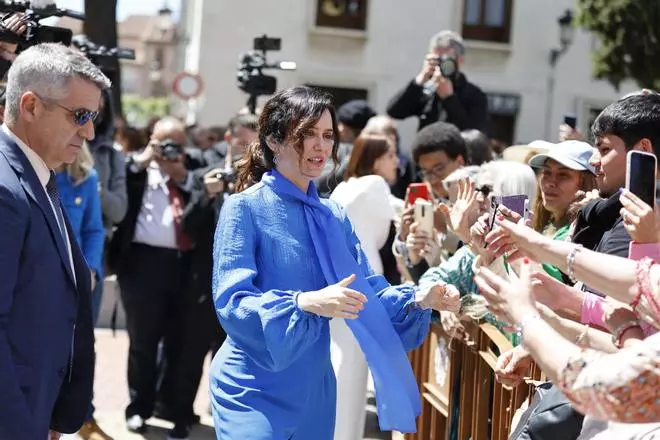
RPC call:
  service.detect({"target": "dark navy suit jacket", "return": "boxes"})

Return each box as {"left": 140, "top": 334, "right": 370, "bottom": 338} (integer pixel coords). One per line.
{"left": 0, "top": 130, "right": 94, "bottom": 439}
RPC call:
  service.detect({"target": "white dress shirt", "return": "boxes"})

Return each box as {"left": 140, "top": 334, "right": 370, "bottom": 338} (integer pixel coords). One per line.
{"left": 2, "top": 124, "right": 76, "bottom": 279}
{"left": 330, "top": 175, "right": 403, "bottom": 275}
{"left": 132, "top": 161, "right": 192, "bottom": 249}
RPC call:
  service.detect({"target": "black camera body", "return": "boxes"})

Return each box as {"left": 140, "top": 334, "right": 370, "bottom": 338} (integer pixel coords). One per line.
{"left": 159, "top": 139, "right": 184, "bottom": 161}
{"left": 0, "top": 2, "right": 82, "bottom": 49}
{"left": 436, "top": 54, "right": 458, "bottom": 81}
{"left": 236, "top": 34, "right": 295, "bottom": 113}
{"left": 71, "top": 34, "right": 135, "bottom": 72}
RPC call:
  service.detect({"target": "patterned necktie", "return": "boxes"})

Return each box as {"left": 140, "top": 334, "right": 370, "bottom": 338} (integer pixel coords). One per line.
{"left": 166, "top": 179, "right": 192, "bottom": 251}
{"left": 45, "top": 171, "right": 69, "bottom": 250}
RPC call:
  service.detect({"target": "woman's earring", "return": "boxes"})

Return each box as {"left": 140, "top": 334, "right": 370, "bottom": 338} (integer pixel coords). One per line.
{"left": 273, "top": 154, "right": 279, "bottom": 164}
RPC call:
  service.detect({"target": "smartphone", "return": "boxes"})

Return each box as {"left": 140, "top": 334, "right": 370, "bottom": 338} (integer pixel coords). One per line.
{"left": 413, "top": 198, "right": 434, "bottom": 236}
{"left": 500, "top": 194, "right": 528, "bottom": 218}
{"left": 407, "top": 183, "right": 431, "bottom": 205}
{"left": 564, "top": 114, "right": 577, "bottom": 130}
{"left": 626, "top": 150, "right": 657, "bottom": 208}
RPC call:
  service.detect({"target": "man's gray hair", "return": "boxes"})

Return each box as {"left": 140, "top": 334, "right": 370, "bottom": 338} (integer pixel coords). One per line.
{"left": 5, "top": 43, "right": 111, "bottom": 123}
{"left": 429, "top": 30, "right": 465, "bottom": 56}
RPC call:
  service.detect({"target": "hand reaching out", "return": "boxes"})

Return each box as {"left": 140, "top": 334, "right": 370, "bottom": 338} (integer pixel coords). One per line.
{"left": 416, "top": 282, "right": 460, "bottom": 313}
{"left": 437, "top": 178, "right": 479, "bottom": 243}
{"left": 495, "top": 345, "right": 532, "bottom": 387}
{"left": 296, "top": 274, "right": 368, "bottom": 319}
{"left": 620, "top": 189, "right": 660, "bottom": 244}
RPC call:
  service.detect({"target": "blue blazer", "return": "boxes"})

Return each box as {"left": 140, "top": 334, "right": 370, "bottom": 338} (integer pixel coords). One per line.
{"left": 56, "top": 169, "right": 105, "bottom": 280}
{"left": 0, "top": 131, "right": 94, "bottom": 440}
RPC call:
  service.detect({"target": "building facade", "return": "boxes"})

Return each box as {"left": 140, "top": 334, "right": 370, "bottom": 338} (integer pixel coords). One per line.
{"left": 57, "top": 7, "right": 178, "bottom": 99}
{"left": 177, "top": 0, "right": 638, "bottom": 150}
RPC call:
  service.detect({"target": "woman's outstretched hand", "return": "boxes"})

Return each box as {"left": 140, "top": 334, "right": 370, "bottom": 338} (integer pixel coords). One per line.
{"left": 296, "top": 274, "right": 368, "bottom": 319}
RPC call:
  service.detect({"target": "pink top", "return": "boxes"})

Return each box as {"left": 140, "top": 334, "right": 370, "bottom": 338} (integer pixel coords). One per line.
{"left": 579, "top": 242, "right": 660, "bottom": 336}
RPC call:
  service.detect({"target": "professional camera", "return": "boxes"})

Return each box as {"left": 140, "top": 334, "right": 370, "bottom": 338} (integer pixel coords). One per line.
{"left": 236, "top": 34, "right": 296, "bottom": 113}
{"left": 71, "top": 34, "right": 135, "bottom": 72}
{"left": 0, "top": 1, "right": 83, "bottom": 48}
{"left": 436, "top": 54, "right": 458, "bottom": 81}
{"left": 158, "top": 139, "right": 184, "bottom": 161}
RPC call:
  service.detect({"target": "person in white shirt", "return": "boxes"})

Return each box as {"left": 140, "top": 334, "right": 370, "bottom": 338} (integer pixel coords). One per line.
{"left": 329, "top": 133, "right": 404, "bottom": 440}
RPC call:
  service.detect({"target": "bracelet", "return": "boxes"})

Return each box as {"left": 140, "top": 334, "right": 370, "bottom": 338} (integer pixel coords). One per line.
{"left": 611, "top": 321, "right": 642, "bottom": 349}
{"left": 515, "top": 312, "right": 541, "bottom": 348}
{"left": 566, "top": 244, "right": 583, "bottom": 283}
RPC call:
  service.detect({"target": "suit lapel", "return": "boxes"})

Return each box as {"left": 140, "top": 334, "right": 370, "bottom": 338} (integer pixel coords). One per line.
{"left": 0, "top": 131, "right": 78, "bottom": 289}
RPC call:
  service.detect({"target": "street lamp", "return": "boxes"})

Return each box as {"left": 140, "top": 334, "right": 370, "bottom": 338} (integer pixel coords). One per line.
{"left": 545, "top": 9, "right": 575, "bottom": 139}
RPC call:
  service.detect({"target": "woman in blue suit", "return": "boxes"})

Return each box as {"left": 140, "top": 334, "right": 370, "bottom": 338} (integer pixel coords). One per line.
{"left": 210, "top": 86, "right": 459, "bottom": 440}
{"left": 56, "top": 143, "right": 105, "bottom": 312}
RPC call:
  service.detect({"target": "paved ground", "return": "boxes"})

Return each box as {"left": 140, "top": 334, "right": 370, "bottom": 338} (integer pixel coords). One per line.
{"left": 61, "top": 279, "right": 398, "bottom": 440}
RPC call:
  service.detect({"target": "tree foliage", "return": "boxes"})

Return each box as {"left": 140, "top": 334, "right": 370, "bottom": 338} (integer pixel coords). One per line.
{"left": 576, "top": 0, "right": 660, "bottom": 91}
{"left": 122, "top": 95, "right": 169, "bottom": 128}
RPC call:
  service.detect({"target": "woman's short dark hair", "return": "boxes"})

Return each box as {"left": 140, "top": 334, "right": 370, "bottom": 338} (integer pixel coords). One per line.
{"left": 235, "top": 86, "right": 340, "bottom": 192}
{"left": 344, "top": 134, "right": 391, "bottom": 180}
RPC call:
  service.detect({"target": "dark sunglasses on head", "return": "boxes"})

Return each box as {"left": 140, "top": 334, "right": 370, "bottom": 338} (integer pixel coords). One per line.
{"left": 476, "top": 184, "right": 493, "bottom": 197}
{"left": 55, "top": 103, "right": 100, "bottom": 126}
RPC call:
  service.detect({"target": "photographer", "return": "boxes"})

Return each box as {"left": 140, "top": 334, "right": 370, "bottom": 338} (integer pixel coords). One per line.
{"left": 106, "top": 116, "right": 205, "bottom": 434}
{"left": 164, "top": 164, "right": 230, "bottom": 439}
{"left": 387, "top": 30, "right": 488, "bottom": 132}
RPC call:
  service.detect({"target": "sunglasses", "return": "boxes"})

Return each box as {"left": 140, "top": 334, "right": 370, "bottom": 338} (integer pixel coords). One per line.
{"left": 476, "top": 184, "right": 493, "bottom": 197}
{"left": 55, "top": 103, "right": 100, "bottom": 126}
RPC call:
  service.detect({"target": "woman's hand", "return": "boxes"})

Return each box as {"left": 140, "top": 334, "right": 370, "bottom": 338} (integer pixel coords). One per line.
{"left": 296, "top": 274, "right": 368, "bottom": 319}
{"left": 416, "top": 282, "right": 460, "bottom": 313}
{"left": 398, "top": 205, "right": 415, "bottom": 242}
{"left": 485, "top": 215, "right": 547, "bottom": 262}
{"left": 474, "top": 258, "right": 538, "bottom": 326}
{"left": 620, "top": 189, "right": 660, "bottom": 244}
{"left": 495, "top": 345, "right": 532, "bottom": 387}
{"left": 529, "top": 270, "right": 576, "bottom": 312}
{"left": 439, "top": 311, "right": 465, "bottom": 338}
{"left": 437, "top": 178, "right": 479, "bottom": 243}
{"left": 601, "top": 298, "right": 639, "bottom": 334}
{"left": 405, "top": 223, "right": 437, "bottom": 265}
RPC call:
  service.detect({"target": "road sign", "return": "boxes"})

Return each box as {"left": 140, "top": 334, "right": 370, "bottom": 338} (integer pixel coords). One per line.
{"left": 172, "top": 72, "right": 204, "bottom": 100}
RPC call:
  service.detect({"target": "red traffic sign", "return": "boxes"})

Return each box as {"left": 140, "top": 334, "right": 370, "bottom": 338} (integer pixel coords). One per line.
{"left": 172, "top": 72, "right": 204, "bottom": 100}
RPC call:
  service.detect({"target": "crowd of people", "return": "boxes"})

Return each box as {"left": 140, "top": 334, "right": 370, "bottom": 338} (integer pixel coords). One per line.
{"left": 1, "top": 20, "right": 659, "bottom": 440}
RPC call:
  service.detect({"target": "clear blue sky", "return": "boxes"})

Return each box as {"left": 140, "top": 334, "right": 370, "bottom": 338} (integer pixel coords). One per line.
{"left": 48, "top": 0, "right": 180, "bottom": 21}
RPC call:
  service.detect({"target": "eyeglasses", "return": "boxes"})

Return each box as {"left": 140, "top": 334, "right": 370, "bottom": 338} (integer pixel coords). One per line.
{"left": 54, "top": 103, "right": 100, "bottom": 126}
{"left": 417, "top": 162, "right": 448, "bottom": 180}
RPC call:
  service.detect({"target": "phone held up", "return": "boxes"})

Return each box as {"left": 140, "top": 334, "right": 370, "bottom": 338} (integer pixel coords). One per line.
{"left": 487, "top": 195, "right": 529, "bottom": 232}
{"left": 626, "top": 150, "right": 657, "bottom": 208}
{"left": 414, "top": 198, "right": 435, "bottom": 237}
{"left": 407, "top": 183, "right": 431, "bottom": 205}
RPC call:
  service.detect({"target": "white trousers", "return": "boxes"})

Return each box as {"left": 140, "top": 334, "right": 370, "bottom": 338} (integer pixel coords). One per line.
{"left": 330, "top": 318, "right": 369, "bottom": 440}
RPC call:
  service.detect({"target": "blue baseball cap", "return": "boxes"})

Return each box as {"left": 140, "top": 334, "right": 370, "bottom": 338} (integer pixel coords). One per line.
{"left": 528, "top": 140, "right": 596, "bottom": 174}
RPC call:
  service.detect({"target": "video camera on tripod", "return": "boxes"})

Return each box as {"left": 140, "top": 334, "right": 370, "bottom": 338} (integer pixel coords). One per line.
{"left": 236, "top": 35, "right": 296, "bottom": 114}
{"left": 0, "top": 1, "right": 83, "bottom": 48}
{"left": 71, "top": 34, "right": 135, "bottom": 72}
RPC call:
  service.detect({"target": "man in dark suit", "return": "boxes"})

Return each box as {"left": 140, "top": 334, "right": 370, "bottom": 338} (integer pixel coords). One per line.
{"left": 107, "top": 116, "right": 206, "bottom": 433}
{"left": 0, "top": 43, "right": 110, "bottom": 440}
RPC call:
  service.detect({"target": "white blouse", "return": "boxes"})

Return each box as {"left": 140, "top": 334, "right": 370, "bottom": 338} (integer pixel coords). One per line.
{"left": 330, "top": 175, "right": 403, "bottom": 275}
